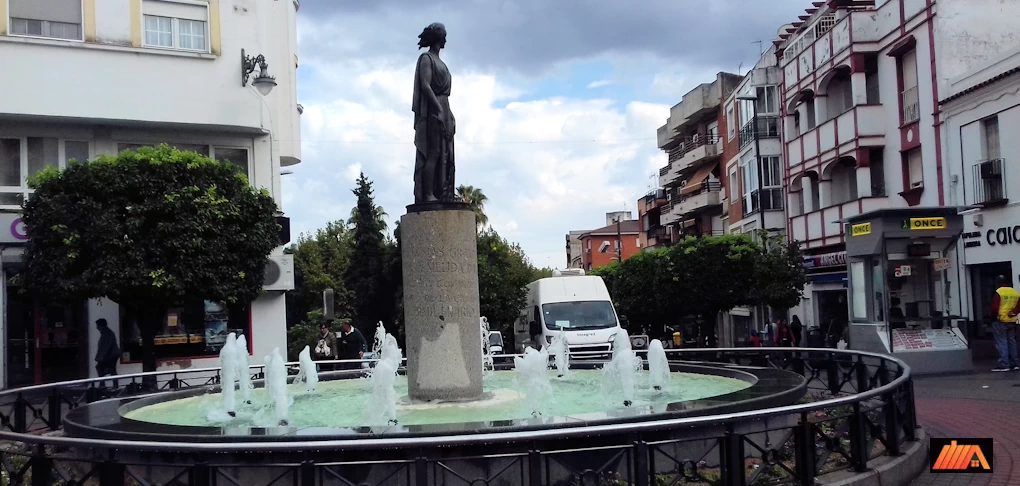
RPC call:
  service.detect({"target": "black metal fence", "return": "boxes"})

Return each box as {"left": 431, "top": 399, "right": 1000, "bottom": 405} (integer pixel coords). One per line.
{"left": 0, "top": 348, "right": 917, "bottom": 486}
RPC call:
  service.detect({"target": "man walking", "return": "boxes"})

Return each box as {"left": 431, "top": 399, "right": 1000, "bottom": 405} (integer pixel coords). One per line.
{"left": 95, "top": 319, "right": 120, "bottom": 386}
{"left": 314, "top": 322, "right": 338, "bottom": 371}
{"left": 991, "top": 275, "right": 1019, "bottom": 372}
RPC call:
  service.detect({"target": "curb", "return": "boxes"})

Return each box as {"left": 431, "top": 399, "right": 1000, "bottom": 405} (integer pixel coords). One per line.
{"left": 817, "top": 428, "right": 928, "bottom": 486}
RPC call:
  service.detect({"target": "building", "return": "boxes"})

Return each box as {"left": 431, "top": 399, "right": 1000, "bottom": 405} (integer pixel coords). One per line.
{"left": 0, "top": 0, "right": 301, "bottom": 388}
{"left": 637, "top": 190, "right": 668, "bottom": 249}
{"left": 777, "top": 0, "right": 1020, "bottom": 372}
{"left": 565, "top": 230, "right": 586, "bottom": 269}
{"left": 657, "top": 73, "right": 743, "bottom": 242}
{"left": 941, "top": 44, "right": 1020, "bottom": 359}
{"left": 579, "top": 220, "right": 641, "bottom": 272}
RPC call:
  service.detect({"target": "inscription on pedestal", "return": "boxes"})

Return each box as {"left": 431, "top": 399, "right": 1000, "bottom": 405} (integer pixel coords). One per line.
{"left": 400, "top": 207, "right": 483, "bottom": 401}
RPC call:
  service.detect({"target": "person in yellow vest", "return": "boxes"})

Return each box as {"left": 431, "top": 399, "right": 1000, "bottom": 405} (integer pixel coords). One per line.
{"left": 991, "top": 275, "right": 1020, "bottom": 372}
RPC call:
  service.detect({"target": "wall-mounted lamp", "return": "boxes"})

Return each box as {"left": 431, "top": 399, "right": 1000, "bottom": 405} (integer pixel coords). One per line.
{"left": 241, "top": 48, "right": 277, "bottom": 96}
{"left": 280, "top": 170, "right": 294, "bottom": 176}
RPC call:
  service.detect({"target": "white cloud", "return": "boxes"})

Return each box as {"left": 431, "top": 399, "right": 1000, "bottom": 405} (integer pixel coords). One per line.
{"left": 587, "top": 80, "right": 611, "bottom": 88}
{"left": 285, "top": 56, "right": 668, "bottom": 268}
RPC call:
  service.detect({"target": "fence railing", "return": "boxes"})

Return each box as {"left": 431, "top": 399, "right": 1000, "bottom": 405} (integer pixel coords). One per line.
{"left": 0, "top": 348, "right": 918, "bottom": 486}
{"left": 739, "top": 116, "right": 781, "bottom": 149}
{"left": 973, "top": 158, "right": 1007, "bottom": 205}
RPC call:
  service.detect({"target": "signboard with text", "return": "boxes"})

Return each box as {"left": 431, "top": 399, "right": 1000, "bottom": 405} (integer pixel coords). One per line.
{"left": 0, "top": 213, "right": 27, "bottom": 244}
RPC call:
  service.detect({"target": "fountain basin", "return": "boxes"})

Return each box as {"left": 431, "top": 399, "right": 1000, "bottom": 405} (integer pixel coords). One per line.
{"left": 63, "top": 361, "right": 806, "bottom": 443}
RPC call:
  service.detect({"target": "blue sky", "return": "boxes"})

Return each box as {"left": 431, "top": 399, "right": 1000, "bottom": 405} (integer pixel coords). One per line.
{"left": 282, "top": 0, "right": 809, "bottom": 268}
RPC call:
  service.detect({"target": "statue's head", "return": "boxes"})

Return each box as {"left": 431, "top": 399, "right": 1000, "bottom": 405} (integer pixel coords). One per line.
{"left": 418, "top": 22, "right": 447, "bottom": 49}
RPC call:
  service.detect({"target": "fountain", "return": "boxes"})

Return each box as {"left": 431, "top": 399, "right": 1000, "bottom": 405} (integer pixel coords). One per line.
{"left": 547, "top": 332, "right": 570, "bottom": 378}
{"left": 218, "top": 333, "right": 240, "bottom": 416}
{"left": 647, "top": 339, "right": 671, "bottom": 392}
{"left": 364, "top": 328, "right": 403, "bottom": 425}
{"left": 293, "top": 346, "right": 319, "bottom": 392}
{"left": 513, "top": 346, "right": 552, "bottom": 416}
{"left": 480, "top": 317, "right": 494, "bottom": 373}
{"left": 263, "top": 347, "right": 291, "bottom": 426}
{"left": 235, "top": 334, "right": 253, "bottom": 403}
{"left": 601, "top": 330, "right": 642, "bottom": 407}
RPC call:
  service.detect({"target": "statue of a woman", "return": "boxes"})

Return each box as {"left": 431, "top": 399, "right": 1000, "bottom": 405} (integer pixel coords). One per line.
{"left": 412, "top": 22, "right": 456, "bottom": 203}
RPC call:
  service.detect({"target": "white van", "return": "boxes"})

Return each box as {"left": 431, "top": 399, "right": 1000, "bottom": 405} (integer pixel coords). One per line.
{"left": 514, "top": 272, "right": 622, "bottom": 357}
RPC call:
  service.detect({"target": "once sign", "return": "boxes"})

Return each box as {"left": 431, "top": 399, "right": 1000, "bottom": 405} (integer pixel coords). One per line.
{"left": 850, "top": 222, "right": 872, "bottom": 236}
{"left": 904, "top": 217, "right": 947, "bottom": 230}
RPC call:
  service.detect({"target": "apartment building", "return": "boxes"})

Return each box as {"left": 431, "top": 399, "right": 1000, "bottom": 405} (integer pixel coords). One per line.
{"left": 637, "top": 190, "right": 668, "bottom": 249}
{"left": 565, "top": 230, "right": 585, "bottom": 269}
{"left": 579, "top": 220, "right": 641, "bottom": 272}
{"left": 656, "top": 73, "right": 743, "bottom": 242}
{"left": 777, "top": 0, "right": 1020, "bottom": 372}
{"left": 0, "top": 0, "right": 301, "bottom": 387}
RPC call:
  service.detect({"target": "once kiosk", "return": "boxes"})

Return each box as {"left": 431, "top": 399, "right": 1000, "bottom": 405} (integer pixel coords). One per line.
{"left": 843, "top": 207, "right": 969, "bottom": 374}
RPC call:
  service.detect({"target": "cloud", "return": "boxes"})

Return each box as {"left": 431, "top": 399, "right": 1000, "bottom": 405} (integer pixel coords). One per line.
{"left": 587, "top": 80, "right": 611, "bottom": 89}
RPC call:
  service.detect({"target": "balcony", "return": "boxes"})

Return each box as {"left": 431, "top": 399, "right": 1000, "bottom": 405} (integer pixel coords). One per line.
{"left": 674, "top": 181, "right": 722, "bottom": 215}
{"left": 741, "top": 188, "right": 784, "bottom": 218}
{"left": 738, "top": 116, "right": 781, "bottom": 150}
{"left": 787, "top": 105, "right": 886, "bottom": 168}
{"left": 973, "top": 159, "right": 1008, "bottom": 206}
{"left": 659, "top": 135, "right": 721, "bottom": 185}
{"left": 901, "top": 87, "right": 920, "bottom": 124}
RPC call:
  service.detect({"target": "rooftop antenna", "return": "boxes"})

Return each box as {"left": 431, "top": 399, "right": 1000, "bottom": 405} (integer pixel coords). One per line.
{"left": 737, "top": 61, "right": 743, "bottom": 74}
{"left": 753, "top": 40, "right": 763, "bottom": 57}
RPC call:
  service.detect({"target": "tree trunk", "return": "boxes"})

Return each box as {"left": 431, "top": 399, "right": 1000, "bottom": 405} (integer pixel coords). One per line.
{"left": 135, "top": 305, "right": 166, "bottom": 387}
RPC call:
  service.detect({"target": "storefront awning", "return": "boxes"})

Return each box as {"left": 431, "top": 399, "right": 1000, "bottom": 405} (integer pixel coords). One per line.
{"left": 844, "top": 207, "right": 965, "bottom": 257}
{"left": 680, "top": 162, "right": 719, "bottom": 196}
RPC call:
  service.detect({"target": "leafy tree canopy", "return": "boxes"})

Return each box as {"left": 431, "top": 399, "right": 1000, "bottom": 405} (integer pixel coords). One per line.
{"left": 477, "top": 229, "right": 535, "bottom": 337}
{"left": 22, "top": 145, "right": 279, "bottom": 370}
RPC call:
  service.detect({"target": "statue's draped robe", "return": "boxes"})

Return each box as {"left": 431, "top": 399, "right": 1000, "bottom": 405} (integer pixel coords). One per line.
{"left": 412, "top": 51, "right": 455, "bottom": 201}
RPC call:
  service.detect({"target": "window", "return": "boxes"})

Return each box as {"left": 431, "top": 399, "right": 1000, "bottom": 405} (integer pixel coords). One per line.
{"left": 0, "top": 137, "right": 91, "bottom": 208}
{"left": 141, "top": 0, "right": 209, "bottom": 52}
{"left": 743, "top": 156, "right": 783, "bottom": 215}
{"left": 904, "top": 148, "right": 923, "bottom": 189}
{"left": 899, "top": 50, "right": 920, "bottom": 124}
{"left": 865, "top": 55, "right": 880, "bottom": 104}
{"left": 728, "top": 170, "right": 738, "bottom": 202}
{"left": 983, "top": 116, "right": 1001, "bottom": 160}
{"left": 851, "top": 261, "right": 868, "bottom": 320}
{"left": 869, "top": 148, "right": 886, "bottom": 197}
{"left": 213, "top": 147, "right": 250, "bottom": 177}
{"left": 119, "top": 299, "right": 251, "bottom": 362}
{"left": 9, "top": 0, "right": 83, "bottom": 41}
{"left": 726, "top": 103, "right": 736, "bottom": 140}
{"left": 755, "top": 86, "right": 779, "bottom": 114}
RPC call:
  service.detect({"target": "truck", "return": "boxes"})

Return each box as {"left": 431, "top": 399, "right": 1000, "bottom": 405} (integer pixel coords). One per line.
{"left": 514, "top": 270, "right": 623, "bottom": 358}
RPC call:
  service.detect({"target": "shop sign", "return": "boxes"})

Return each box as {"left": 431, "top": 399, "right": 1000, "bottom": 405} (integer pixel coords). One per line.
{"left": 985, "top": 225, "right": 1020, "bottom": 247}
{"left": 803, "top": 251, "right": 847, "bottom": 269}
{"left": 934, "top": 258, "right": 951, "bottom": 272}
{"left": 894, "top": 265, "right": 913, "bottom": 277}
{"left": 0, "top": 213, "right": 27, "bottom": 243}
{"left": 903, "top": 217, "right": 947, "bottom": 231}
{"left": 850, "top": 222, "right": 872, "bottom": 236}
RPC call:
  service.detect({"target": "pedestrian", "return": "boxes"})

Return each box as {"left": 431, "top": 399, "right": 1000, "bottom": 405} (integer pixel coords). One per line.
{"left": 337, "top": 319, "right": 367, "bottom": 370}
{"left": 314, "top": 322, "right": 338, "bottom": 371}
{"left": 94, "top": 319, "right": 120, "bottom": 387}
{"left": 790, "top": 315, "right": 803, "bottom": 347}
{"left": 990, "top": 275, "right": 1019, "bottom": 372}
{"left": 749, "top": 329, "right": 762, "bottom": 347}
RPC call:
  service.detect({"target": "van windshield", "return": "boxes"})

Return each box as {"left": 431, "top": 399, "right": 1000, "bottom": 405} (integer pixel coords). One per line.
{"left": 542, "top": 301, "right": 618, "bottom": 330}
{"left": 488, "top": 333, "right": 503, "bottom": 347}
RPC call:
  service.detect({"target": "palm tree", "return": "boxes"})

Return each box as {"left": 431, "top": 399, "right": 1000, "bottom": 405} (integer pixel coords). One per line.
{"left": 457, "top": 185, "right": 489, "bottom": 230}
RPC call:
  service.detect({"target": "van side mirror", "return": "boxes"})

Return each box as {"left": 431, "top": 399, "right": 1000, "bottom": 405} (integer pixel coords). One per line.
{"left": 529, "top": 321, "right": 540, "bottom": 337}
{"left": 619, "top": 316, "right": 629, "bottom": 329}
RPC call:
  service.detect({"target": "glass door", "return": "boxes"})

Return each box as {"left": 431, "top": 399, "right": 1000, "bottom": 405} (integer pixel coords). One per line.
{"left": 5, "top": 269, "right": 34, "bottom": 387}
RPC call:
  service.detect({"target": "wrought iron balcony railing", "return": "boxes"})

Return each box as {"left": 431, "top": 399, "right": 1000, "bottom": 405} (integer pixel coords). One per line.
{"left": 738, "top": 116, "right": 781, "bottom": 149}
{"left": 973, "top": 158, "right": 1007, "bottom": 205}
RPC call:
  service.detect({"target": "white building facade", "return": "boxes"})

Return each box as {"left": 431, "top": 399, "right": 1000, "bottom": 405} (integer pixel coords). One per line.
{"left": 0, "top": 0, "right": 300, "bottom": 388}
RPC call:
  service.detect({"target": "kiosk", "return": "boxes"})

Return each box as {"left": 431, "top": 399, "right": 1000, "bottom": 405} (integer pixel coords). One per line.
{"left": 843, "top": 208, "right": 969, "bottom": 374}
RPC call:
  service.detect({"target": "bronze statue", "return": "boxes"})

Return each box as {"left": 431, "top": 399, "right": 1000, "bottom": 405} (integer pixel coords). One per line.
{"left": 412, "top": 22, "right": 456, "bottom": 203}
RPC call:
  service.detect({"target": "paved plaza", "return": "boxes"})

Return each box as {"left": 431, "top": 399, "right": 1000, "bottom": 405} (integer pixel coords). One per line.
{"left": 909, "top": 366, "right": 1020, "bottom": 485}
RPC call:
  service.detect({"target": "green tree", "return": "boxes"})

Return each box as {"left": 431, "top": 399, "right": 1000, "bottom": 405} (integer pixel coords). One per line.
{"left": 344, "top": 173, "right": 390, "bottom": 334}
{"left": 752, "top": 232, "right": 808, "bottom": 313}
{"left": 532, "top": 266, "right": 555, "bottom": 281}
{"left": 285, "top": 221, "right": 354, "bottom": 327}
{"left": 21, "top": 145, "right": 279, "bottom": 372}
{"left": 477, "top": 229, "right": 534, "bottom": 336}
{"left": 457, "top": 184, "right": 489, "bottom": 230}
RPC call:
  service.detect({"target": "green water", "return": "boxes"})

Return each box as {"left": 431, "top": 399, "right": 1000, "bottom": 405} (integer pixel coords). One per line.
{"left": 124, "top": 370, "right": 751, "bottom": 428}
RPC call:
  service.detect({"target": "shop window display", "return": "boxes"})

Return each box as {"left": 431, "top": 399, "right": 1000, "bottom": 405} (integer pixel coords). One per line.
{"left": 119, "top": 299, "right": 250, "bottom": 362}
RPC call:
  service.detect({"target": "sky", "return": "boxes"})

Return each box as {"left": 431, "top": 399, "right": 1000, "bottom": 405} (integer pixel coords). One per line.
{"left": 282, "top": 0, "right": 810, "bottom": 269}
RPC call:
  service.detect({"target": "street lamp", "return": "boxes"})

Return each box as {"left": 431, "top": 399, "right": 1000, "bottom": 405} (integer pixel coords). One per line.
{"left": 241, "top": 49, "right": 277, "bottom": 96}
{"left": 737, "top": 93, "right": 770, "bottom": 332}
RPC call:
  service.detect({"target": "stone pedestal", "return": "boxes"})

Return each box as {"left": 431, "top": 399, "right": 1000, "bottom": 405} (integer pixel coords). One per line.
{"left": 400, "top": 202, "right": 483, "bottom": 401}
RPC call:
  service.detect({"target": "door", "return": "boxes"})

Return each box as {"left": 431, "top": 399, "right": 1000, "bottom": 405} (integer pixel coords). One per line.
{"left": 5, "top": 276, "right": 34, "bottom": 387}
{"left": 35, "top": 302, "right": 87, "bottom": 384}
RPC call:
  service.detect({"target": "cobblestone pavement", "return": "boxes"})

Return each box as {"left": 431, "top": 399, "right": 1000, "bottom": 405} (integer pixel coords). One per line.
{"left": 908, "top": 368, "right": 1020, "bottom": 485}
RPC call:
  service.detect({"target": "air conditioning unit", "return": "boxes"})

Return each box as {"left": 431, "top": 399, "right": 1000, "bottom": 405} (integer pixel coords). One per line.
{"left": 598, "top": 241, "right": 611, "bottom": 253}
{"left": 263, "top": 254, "right": 295, "bottom": 291}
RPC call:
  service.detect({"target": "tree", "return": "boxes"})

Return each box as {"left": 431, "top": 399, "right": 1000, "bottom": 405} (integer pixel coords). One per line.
{"left": 285, "top": 221, "right": 354, "bottom": 327}
{"left": 532, "top": 266, "right": 555, "bottom": 281}
{"left": 22, "top": 145, "right": 279, "bottom": 372}
{"left": 752, "top": 232, "right": 808, "bottom": 314}
{"left": 457, "top": 185, "right": 489, "bottom": 230}
{"left": 593, "top": 249, "right": 678, "bottom": 339}
{"left": 476, "top": 229, "right": 534, "bottom": 337}
{"left": 344, "top": 173, "right": 390, "bottom": 334}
